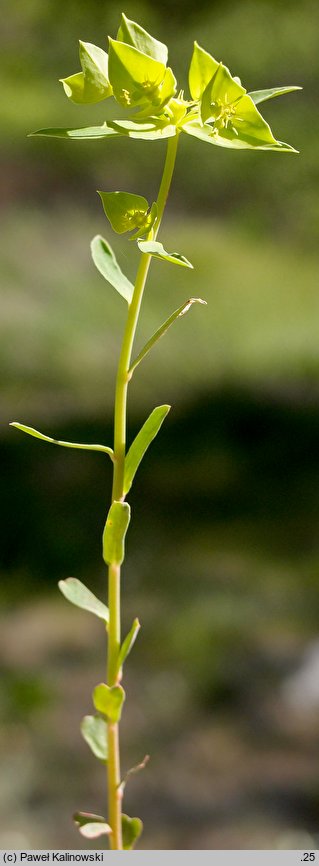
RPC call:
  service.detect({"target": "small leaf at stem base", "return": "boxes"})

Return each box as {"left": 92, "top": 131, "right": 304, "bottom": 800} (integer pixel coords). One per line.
{"left": 81, "top": 714, "right": 108, "bottom": 761}
{"left": 122, "top": 813, "right": 143, "bottom": 849}
{"left": 74, "top": 812, "right": 111, "bottom": 839}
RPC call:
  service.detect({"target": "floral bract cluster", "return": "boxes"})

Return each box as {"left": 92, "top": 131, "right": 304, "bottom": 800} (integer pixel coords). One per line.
{"left": 35, "top": 13, "right": 299, "bottom": 152}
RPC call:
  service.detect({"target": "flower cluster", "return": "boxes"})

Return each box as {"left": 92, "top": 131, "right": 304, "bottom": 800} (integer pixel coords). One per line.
{"left": 33, "top": 13, "right": 301, "bottom": 153}
{"left": 34, "top": 13, "right": 299, "bottom": 152}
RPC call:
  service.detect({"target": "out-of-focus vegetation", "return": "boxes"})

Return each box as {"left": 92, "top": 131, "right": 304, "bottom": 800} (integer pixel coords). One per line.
{"left": 1, "top": 0, "right": 319, "bottom": 851}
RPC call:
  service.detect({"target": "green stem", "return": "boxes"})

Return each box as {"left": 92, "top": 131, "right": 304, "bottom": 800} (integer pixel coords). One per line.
{"left": 106, "top": 132, "right": 180, "bottom": 850}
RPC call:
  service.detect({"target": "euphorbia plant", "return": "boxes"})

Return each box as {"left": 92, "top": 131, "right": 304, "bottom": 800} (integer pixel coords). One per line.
{"left": 10, "top": 13, "right": 300, "bottom": 851}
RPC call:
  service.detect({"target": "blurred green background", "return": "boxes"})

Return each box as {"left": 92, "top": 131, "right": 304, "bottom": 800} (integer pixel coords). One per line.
{"left": 1, "top": 0, "right": 319, "bottom": 851}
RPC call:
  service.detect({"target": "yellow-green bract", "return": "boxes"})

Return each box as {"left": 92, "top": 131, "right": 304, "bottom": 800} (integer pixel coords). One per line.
{"left": 34, "top": 13, "right": 300, "bottom": 153}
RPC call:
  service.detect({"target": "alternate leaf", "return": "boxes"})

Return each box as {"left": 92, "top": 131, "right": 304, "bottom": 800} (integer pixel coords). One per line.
{"left": 117, "top": 13, "right": 168, "bottom": 64}
{"left": 108, "top": 38, "right": 166, "bottom": 110}
{"left": 90, "top": 235, "right": 133, "bottom": 303}
{"left": 98, "top": 191, "right": 157, "bottom": 236}
{"left": 58, "top": 578, "right": 109, "bottom": 625}
{"left": 10, "top": 422, "right": 113, "bottom": 458}
{"left": 189, "top": 42, "right": 219, "bottom": 100}
{"left": 60, "top": 41, "right": 112, "bottom": 104}
{"left": 129, "top": 297, "right": 207, "bottom": 375}
{"left": 124, "top": 405, "right": 170, "bottom": 496}
{"left": 137, "top": 240, "right": 193, "bottom": 268}
{"left": 122, "top": 814, "right": 143, "bottom": 850}
{"left": 29, "top": 123, "right": 122, "bottom": 140}
{"left": 93, "top": 683, "right": 125, "bottom": 722}
{"left": 249, "top": 85, "right": 302, "bottom": 105}
{"left": 117, "top": 618, "right": 141, "bottom": 673}
{"left": 81, "top": 715, "right": 108, "bottom": 761}
{"left": 74, "top": 812, "right": 111, "bottom": 839}
{"left": 102, "top": 501, "right": 131, "bottom": 566}
{"left": 119, "top": 755, "right": 150, "bottom": 794}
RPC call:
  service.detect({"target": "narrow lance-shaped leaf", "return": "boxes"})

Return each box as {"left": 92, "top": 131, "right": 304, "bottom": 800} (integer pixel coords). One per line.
{"left": 129, "top": 298, "right": 207, "bottom": 376}
{"left": 110, "top": 118, "right": 176, "bottom": 140}
{"left": 122, "top": 814, "right": 143, "bottom": 850}
{"left": 124, "top": 405, "right": 170, "bottom": 496}
{"left": 117, "top": 13, "right": 168, "bottom": 64}
{"left": 10, "top": 422, "right": 113, "bottom": 459}
{"left": 74, "top": 812, "right": 111, "bottom": 839}
{"left": 81, "top": 715, "right": 108, "bottom": 761}
{"left": 102, "top": 501, "right": 131, "bottom": 566}
{"left": 183, "top": 118, "right": 298, "bottom": 153}
{"left": 249, "top": 85, "right": 302, "bottom": 105}
{"left": 90, "top": 235, "right": 133, "bottom": 304}
{"left": 58, "top": 578, "right": 109, "bottom": 625}
{"left": 60, "top": 41, "right": 113, "bottom": 105}
{"left": 137, "top": 240, "right": 193, "bottom": 269}
{"left": 117, "top": 618, "right": 141, "bottom": 673}
{"left": 28, "top": 123, "right": 122, "bottom": 140}
{"left": 93, "top": 683, "right": 125, "bottom": 722}
{"left": 119, "top": 755, "right": 150, "bottom": 794}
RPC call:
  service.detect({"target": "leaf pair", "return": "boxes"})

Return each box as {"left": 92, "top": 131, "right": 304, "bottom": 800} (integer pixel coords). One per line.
{"left": 74, "top": 810, "right": 142, "bottom": 848}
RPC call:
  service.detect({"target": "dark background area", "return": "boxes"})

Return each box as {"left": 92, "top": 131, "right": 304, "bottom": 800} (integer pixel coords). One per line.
{"left": 1, "top": 0, "right": 319, "bottom": 850}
